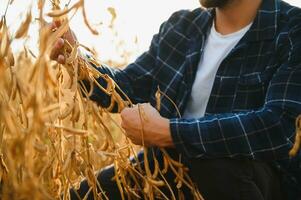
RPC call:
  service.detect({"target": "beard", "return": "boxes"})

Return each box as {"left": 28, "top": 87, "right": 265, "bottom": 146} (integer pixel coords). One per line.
{"left": 199, "top": 0, "right": 230, "bottom": 8}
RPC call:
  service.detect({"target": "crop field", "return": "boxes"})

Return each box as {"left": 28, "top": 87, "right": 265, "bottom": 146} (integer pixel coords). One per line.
{"left": 0, "top": 0, "right": 300, "bottom": 200}
{"left": 0, "top": 0, "right": 205, "bottom": 199}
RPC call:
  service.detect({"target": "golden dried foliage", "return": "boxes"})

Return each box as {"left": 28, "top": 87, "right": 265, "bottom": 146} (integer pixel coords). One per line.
{"left": 1, "top": 0, "right": 300, "bottom": 199}
{"left": 107, "top": 7, "right": 116, "bottom": 28}
{"left": 14, "top": 11, "right": 32, "bottom": 39}
{"left": 0, "top": 0, "right": 300, "bottom": 199}
{"left": 0, "top": 1, "right": 205, "bottom": 199}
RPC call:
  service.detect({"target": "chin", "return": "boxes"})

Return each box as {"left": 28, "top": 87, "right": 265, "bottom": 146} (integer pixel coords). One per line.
{"left": 199, "top": 0, "right": 230, "bottom": 8}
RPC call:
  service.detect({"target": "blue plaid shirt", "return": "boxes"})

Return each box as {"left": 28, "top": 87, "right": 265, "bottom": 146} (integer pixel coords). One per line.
{"left": 88, "top": 0, "right": 301, "bottom": 196}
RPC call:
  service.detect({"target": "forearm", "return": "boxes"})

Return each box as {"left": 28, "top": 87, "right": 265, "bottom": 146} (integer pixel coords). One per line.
{"left": 78, "top": 56, "right": 134, "bottom": 112}
{"left": 169, "top": 105, "right": 297, "bottom": 160}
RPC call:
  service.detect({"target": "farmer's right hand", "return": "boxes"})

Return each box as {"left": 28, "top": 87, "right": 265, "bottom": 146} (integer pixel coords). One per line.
{"left": 49, "top": 21, "right": 78, "bottom": 64}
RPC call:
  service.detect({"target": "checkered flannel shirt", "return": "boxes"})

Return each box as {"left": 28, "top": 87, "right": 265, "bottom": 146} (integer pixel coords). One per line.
{"left": 87, "top": 0, "right": 301, "bottom": 194}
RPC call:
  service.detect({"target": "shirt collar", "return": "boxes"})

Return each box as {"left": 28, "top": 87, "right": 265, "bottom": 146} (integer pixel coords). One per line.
{"left": 245, "top": 0, "right": 280, "bottom": 42}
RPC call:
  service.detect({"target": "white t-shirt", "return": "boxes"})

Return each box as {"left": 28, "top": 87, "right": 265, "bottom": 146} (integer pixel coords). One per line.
{"left": 183, "top": 22, "right": 252, "bottom": 118}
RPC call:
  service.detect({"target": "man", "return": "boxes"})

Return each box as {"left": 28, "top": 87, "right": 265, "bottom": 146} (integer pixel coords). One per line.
{"left": 51, "top": 0, "right": 301, "bottom": 199}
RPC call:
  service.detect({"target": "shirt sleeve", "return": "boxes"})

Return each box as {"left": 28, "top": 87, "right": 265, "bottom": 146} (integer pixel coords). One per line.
{"left": 82, "top": 10, "right": 187, "bottom": 111}
{"left": 169, "top": 21, "right": 301, "bottom": 161}
{"left": 82, "top": 33, "right": 159, "bottom": 110}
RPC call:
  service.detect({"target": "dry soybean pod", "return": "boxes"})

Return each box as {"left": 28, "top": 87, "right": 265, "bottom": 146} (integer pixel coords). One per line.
{"left": 157, "top": 87, "right": 181, "bottom": 118}
{"left": 70, "top": 97, "right": 80, "bottom": 123}
{"left": 95, "top": 176, "right": 109, "bottom": 200}
{"left": 162, "top": 155, "right": 169, "bottom": 174}
{"left": 119, "top": 169, "right": 133, "bottom": 200}
{"left": 161, "top": 148, "right": 183, "bottom": 168}
{"left": 289, "top": 115, "right": 301, "bottom": 157}
{"left": 46, "top": 1, "right": 81, "bottom": 18}
{"left": 147, "top": 178, "right": 165, "bottom": 187}
{"left": 14, "top": 10, "right": 32, "bottom": 39}
{"left": 158, "top": 169, "right": 177, "bottom": 200}
{"left": 155, "top": 86, "right": 161, "bottom": 111}
{"left": 113, "top": 160, "right": 125, "bottom": 200}
{"left": 114, "top": 82, "right": 133, "bottom": 108}
{"left": 106, "top": 94, "right": 116, "bottom": 112}
{"left": 65, "top": 41, "right": 79, "bottom": 64}
{"left": 9, "top": 77, "right": 17, "bottom": 101}
{"left": 44, "top": 61, "right": 57, "bottom": 87}
{"left": 61, "top": 151, "right": 72, "bottom": 173}
{"left": 166, "top": 157, "right": 194, "bottom": 191}
{"left": 82, "top": 187, "right": 93, "bottom": 200}
{"left": 58, "top": 103, "right": 74, "bottom": 120}
{"left": 49, "top": 124, "right": 88, "bottom": 136}
{"left": 0, "top": 23, "right": 10, "bottom": 58}
{"left": 127, "top": 169, "right": 143, "bottom": 198}
{"left": 85, "top": 165, "right": 97, "bottom": 199}
{"left": 0, "top": 154, "right": 9, "bottom": 176}
{"left": 151, "top": 149, "right": 160, "bottom": 179}
{"left": 81, "top": 0, "right": 99, "bottom": 35}
{"left": 137, "top": 104, "right": 151, "bottom": 174}
{"left": 107, "top": 7, "right": 117, "bottom": 27}
{"left": 137, "top": 104, "right": 156, "bottom": 199}
{"left": 176, "top": 167, "right": 183, "bottom": 189}
{"left": 91, "top": 105, "right": 116, "bottom": 150}
{"left": 0, "top": 17, "right": 4, "bottom": 30}
{"left": 99, "top": 139, "right": 109, "bottom": 151}
{"left": 91, "top": 76, "right": 112, "bottom": 96}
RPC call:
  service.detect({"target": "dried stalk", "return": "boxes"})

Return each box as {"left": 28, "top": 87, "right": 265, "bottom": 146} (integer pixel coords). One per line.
{"left": 0, "top": 1, "right": 205, "bottom": 200}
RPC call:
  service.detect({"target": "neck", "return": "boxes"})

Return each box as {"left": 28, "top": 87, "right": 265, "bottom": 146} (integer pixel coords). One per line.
{"left": 215, "top": 0, "right": 262, "bottom": 35}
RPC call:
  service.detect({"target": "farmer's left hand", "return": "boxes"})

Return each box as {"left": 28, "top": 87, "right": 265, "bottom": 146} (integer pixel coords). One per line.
{"left": 120, "top": 103, "right": 174, "bottom": 147}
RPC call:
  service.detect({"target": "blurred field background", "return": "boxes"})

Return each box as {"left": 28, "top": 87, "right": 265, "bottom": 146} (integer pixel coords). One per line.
{"left": 3, "top": 0, "right": 300, "bottom": 66}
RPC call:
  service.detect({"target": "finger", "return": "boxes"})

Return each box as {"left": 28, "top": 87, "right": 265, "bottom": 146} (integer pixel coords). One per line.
{"left": 122, "top": 128, "right": 131, "bottom": 139}
{"left": 141, "top": 103, "right": 149, "bottom": 106}
{"left": 131, "top": 139, "right": 141, "bottom": 146}
{"left": 57, "top": 54, "right": 65, "bottom": 64}
{"left": 56, "top": 38, "right": 65, "bottom": 48}
{"left": 50, "top": 38, "right": 64, "bottom": 60}
{"left": 54, "top": 20, "right": 61, "bottom": 28}
{"left": 142, "top": 103, "right": 154, "bottom": 112}
{"left": 121, "top": 115, "right": 136, "bottom": 130}
{"left": 50, "top": 22, "right": 57, "bottom": 30}
{"left": 49, "top": 21, "right": 61, "bottom": 32}
{"left": 120, "top": 107, "right": 130, "bottom": 120}
{"left": 144, "top": 103, "right": 152, "bottom": 109}
{"left": 125, "top": 134, "right": 141, "bottom": 146}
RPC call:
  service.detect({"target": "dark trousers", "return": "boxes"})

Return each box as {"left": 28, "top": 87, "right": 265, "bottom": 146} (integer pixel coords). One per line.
{"left": 69, "top": 149, "right": 283, "bottom": 200}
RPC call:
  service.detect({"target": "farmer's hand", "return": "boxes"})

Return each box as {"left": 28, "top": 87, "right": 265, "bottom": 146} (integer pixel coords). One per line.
{"left": 120, "top": 103, "right": 174, "bottom": 147}
{"left": 49, "top": 21, "right": 78, "bottom": 64}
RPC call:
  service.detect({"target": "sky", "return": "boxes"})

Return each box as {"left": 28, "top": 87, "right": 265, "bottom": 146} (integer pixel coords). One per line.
{"left": 1, "top": 0, "right": 301, "bottom": 63}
